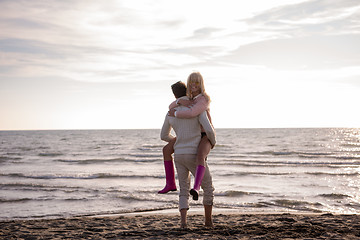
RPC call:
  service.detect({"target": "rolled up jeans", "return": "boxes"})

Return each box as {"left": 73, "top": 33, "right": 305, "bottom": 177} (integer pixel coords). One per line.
{"left": 174, "top": 154, "right": 214, "bottom": 210}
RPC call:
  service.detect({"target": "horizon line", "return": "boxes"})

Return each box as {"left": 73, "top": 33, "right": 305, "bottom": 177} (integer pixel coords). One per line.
{"left": 1, "top": 126, "right": 359, "bottom": 131}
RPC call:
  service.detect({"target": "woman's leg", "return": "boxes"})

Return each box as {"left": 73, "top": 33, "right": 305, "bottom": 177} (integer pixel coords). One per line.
{"left": 158, "top": 138, "right": 177, "bottom": 194}
{"left": 196, "top": 136, "right": 212, "bottom": 166}
{"left": 190, "top": 136, "right": 212, "bottom": 200}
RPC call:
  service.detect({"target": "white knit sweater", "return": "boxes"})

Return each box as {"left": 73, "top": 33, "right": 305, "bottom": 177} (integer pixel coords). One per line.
{"left": 160, "top": 104, "right": 216, "bottom": 155}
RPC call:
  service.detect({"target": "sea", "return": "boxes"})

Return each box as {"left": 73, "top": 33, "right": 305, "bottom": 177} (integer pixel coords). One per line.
{"left": 1, "top": 128, "right": 360, "bottom": 220}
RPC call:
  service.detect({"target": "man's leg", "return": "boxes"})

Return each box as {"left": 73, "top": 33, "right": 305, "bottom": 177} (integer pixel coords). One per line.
{"left": 180, "top": 208, "right": 188, "bottom": 228}
{"left": 174, "top": 154, "right": 193, "bottom": 228}
{"left": 201, "top": 162, "right": 215, "bottom": 227}
{"left": 204, "top": 205, "right": 213, "bottom": 227}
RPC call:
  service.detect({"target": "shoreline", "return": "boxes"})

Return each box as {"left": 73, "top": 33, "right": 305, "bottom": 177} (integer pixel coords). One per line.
{"left": 1, "top": 207, "right": 321, "bottom": 221}
{"left": 1, "top": 209, "right": 360, "bottom": 239}
{"left": 93, "top": 207, "right": 324, "bottom": 218}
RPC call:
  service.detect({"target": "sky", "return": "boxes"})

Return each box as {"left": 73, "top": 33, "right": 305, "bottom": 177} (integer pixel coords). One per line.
{"left": 1, "top": 0, "right": 360, "bottom": 130}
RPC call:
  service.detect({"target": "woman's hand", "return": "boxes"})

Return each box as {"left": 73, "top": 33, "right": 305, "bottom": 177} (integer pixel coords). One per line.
{"left": 178, "top": 99, "right": 193, "bottom": 107}
{"left": 168, "top": 108, "right": 176, "bottom": 117}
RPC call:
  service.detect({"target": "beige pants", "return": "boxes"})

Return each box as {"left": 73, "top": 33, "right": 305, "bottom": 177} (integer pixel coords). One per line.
{"left": 174, "top": 154, "right": 214, "bottom": 210}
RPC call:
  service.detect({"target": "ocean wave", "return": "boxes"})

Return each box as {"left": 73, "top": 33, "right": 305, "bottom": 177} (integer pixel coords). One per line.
{"left": 305, "top": 171, "right": 359, "bottom": 176}
{"left": 254, "top": 151, "right": 295, "bottom": 156}
{"left": 270, "top": 199, "right": 323, "bottom": 207}
{"left": 237, "top": 150, "right": 360, "bottom": 160}
{"left": 212, "top": 144, "right": 232, "bottom": 148}
{"left": 262, "top": 199, "right": 324, "bottom": 212}
{"left": 341, "top": 142, "right": 360, "bottom": 148}
{"left": 0, "top": 182, "right": 52, "bottom": 189}
{"left": 14, "top": 147, "right": 36, "bottom": 151}
{"left": 218, "top": 171, "right": 293, "bottom": 177}
{"left": 0, "top": 156, "right": 22, "bottom": 162}
{"left": 129, "top": 153, "right": 162, "bottom": 158}
{"left": 214, "top": 202, "right": 270, "bottom": 209}
{"left": 0, "top": 172, "right": 163, "bottom": 180}
{"left": 318, "top": 193, "right": 350, "bottom": 199}
{"left": 211, "top": 159, "right": 360, "bottom": 168}
{"left": 0, "top": 183, "right": 83, "bottom": 193}
{"left": 64, "top": 197, "right": 90, "bottom": 201}
{"left": 138, "top": 144, "right": 163, "bottom": 150}
{"left": 97, "top": 142, "right": 122, "bottom": 146}
{"left": 335, "top": 156, "right": 360, "bottom": 160}
{"left": 345, "top": 202, "right": 360, "bottom": 210}
{"left": 56, "top": 157, "right": 161, "bottom": 164}
{"left": 117, "top": 194, "right": 178, "bottom": 204}
{"left": 216, "top": 190, "right": 260, "bottom": 197}
{"left": 38, "top": 152, "right": 64, "bottom": 157}
{"left": 0, "top": 198, "right": 33, "bottom": 203}
{"left": 215, "top": 200, "right": 323, "bottom": 212}
{"left": 56, "top": 158, "right": 127, "bottom": 164}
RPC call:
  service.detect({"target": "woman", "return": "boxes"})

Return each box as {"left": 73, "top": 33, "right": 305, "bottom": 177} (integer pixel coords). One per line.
{"left": 159, "top": 72, "right": 214, "bottom": 201}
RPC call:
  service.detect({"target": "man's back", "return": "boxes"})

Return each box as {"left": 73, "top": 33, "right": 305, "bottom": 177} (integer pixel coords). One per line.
{"left": 161, "top": 105, "right": 216, "bottom": 155}
{"left": 169, "top": 105, "right": 202, "bottom": 154}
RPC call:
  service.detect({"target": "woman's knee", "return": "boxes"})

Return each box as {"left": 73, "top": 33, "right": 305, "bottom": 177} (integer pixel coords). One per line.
{"left": 196, "top": 148, "right": 209, "bottom": 162}
{"left": 163, "top": 144, "right": 173, "bottom": 155}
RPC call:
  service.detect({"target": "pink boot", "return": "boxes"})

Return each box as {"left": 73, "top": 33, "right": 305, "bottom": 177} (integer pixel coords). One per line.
{"left": 158, "top": 160, "right": 177, "bottom": 194}
{"left": 190, "top": 165, "right": 206, "bottom": 200}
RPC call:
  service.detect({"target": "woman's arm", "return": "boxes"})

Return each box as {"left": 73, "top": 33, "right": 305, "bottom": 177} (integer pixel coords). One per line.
{"left": 175, "top": 96, "right": 209, "bottom": 118}
{"left": 168, "top": 100, "right": 177, "bottom": 110}
{"left": 168, "top": 98, "right": 193, "bottom": 109}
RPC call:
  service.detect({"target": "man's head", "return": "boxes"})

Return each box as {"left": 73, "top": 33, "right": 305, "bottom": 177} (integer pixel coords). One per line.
{"left": 171, "top": 81, "right": 187, "bottom": 98}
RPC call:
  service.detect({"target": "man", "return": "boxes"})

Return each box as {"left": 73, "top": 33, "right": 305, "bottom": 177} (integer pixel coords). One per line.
{"left": 160, "top": 81, "right": 216, "bottom": 228}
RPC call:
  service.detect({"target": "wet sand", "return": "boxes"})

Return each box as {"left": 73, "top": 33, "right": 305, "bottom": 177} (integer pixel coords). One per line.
{"left": 1, "top": 211, "right": 360, "bottom": 239}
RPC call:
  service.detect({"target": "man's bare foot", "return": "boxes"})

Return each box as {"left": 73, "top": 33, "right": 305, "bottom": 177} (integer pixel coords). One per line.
{"left": 180, "top": 223, "right": 188, "bottom": 229}
{"left": 205, "top": 221, "right": 214, "bottom": 228}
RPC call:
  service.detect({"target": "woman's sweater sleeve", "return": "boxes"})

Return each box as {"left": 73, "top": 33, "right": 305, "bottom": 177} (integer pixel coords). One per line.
{"left": 169, "top": 100, "right": 177, "bottom": 109}
{"left": 176, "top": 96, "right": 209, "bottom": 118}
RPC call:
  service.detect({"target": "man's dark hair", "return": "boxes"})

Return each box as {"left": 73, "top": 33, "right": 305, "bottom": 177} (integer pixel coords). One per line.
{"left": 171, "top": 81, "right": 187, "bottom": 98}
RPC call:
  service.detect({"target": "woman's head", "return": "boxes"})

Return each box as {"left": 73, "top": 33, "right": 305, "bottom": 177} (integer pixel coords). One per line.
{"left": 186, "top": 72, "right": 210, "bottom": 101}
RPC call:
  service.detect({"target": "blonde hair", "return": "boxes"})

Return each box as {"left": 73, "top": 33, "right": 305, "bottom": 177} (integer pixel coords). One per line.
{"left": 186, "top": 72, "right": 210, "bottom": 102}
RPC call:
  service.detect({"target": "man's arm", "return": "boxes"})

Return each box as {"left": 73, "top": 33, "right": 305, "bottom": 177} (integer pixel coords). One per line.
{"left": 160, "top": 114, "right": 176, "bottom": 142}
{"left": 199, "top": 111, "right": 216, "bottom": 147}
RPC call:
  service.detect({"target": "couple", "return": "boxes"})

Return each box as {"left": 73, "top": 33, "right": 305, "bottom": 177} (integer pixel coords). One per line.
{"left": 160, "top": 72, "right": 216, "bottom": 228}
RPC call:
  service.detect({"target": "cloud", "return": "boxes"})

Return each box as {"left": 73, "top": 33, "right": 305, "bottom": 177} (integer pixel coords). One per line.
{"left": 243, "top": 0, "right": 360, "bottom": 38}
{"left": 188, "top": 27, "right": 224, "bottom": 39}
{"left": 219, "top": 34, "right": 360, "bottom": 69}
{"left": 0, "top": 18, "right": 49, "bottom": 29}
{"left": 0, "top": 38, "right": 65, "bottom": 56}
{"left": 247, "top": 0, "right": 360, "bottom": 24}
{"left": 159, "top": 45, "right": 223, "bottom": 58}
{"left": 221, "top": 0, "right": 360, "bottom": 69}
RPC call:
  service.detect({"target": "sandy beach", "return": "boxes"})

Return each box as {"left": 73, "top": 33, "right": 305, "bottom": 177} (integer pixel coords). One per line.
{"left": 1, "top": 210, "right": 360, "bottom": 239}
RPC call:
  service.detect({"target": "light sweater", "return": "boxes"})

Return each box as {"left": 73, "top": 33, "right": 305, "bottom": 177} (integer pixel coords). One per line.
{"left": 161, "top": 101, "right": 216, "bottom": 155}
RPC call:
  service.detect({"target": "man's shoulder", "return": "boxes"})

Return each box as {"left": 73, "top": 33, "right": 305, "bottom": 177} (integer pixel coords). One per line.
{"left": 179, "top": 96, "right": 189, "bottom": 100}
{"left": 174, "top": 96, "right": 190, "bottom": 111}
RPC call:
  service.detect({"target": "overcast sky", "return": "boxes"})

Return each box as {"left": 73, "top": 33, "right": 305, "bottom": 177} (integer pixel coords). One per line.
{"left": 1, "top": 0, "right": 360, "bottom": 130}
